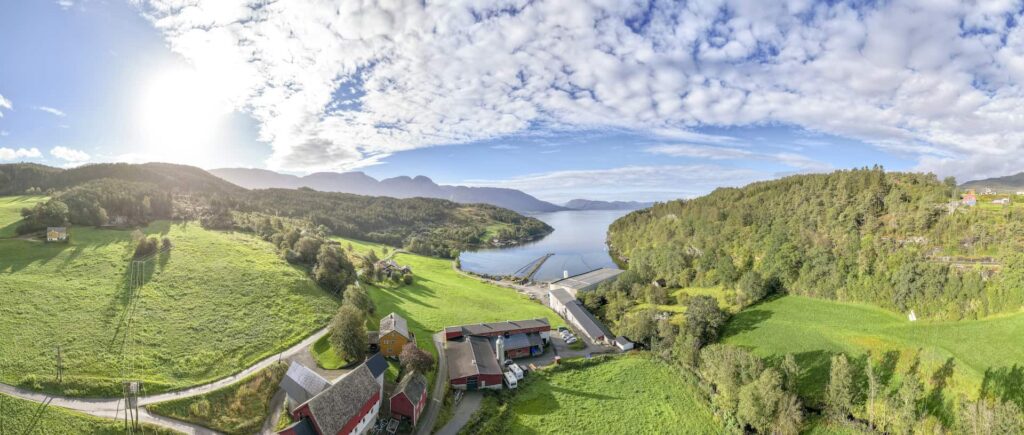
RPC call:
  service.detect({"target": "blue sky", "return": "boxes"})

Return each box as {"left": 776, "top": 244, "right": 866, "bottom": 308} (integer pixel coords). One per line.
{"left": 2, "top": 1, "right": 1022, "bottom": 202}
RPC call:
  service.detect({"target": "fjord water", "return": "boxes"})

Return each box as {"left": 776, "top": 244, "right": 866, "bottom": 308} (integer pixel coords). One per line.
{"left": 459, "top": 209, "right": 629, "bottom": 282}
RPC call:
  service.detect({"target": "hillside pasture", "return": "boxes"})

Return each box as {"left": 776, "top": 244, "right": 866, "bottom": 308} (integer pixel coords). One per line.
{"left": 0, "top": 392, "right": 175, "bottom": 434}
{"left": 722, "top": 296, "right": 1024, "bottom": 421}
{"left": 465, "top": 355, "right": 722, "bottom": 434}
{"left": 0, "top": 195, "right": 46, "bottom": 238}
{"left": 0, "top": 222, "right": 337, "bottom": 396}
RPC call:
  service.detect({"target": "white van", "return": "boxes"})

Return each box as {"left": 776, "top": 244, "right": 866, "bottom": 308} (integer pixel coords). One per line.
{"left": 509, "top": 363, "right": 524, "bottom": 380}
{"left": 503, "top": 371, "right": 518, "bottom": 389}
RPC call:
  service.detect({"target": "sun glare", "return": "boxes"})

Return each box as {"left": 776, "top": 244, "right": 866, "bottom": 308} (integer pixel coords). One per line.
{"left": 138, "top": 67, "right": 230, "bottom": 162}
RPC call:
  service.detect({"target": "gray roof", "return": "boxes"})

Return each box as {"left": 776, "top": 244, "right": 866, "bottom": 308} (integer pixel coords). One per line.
{"left": 280, "top": 418, "right": 317, "bottom": 435}
{"left": 615, "top": 336, "right": 633, "bottom": 346}
{"left": 365, "top": 352, "right": 388, "bottom": 379}
{"left": 565, "top": 301, "right": 613, "bottom": 341}
{"left": 280, "top": 362, "right": 330, "bottom": 405}
{"left": 304, "top": 365, "right": 379, "bottom": 435}
{"left": 380, "top": 312, "right": 410, "bottom": 339}
{"left": 445, "top": 318, "right": 550, "bottom": 337}
{"left": 392, "top": 371, "right": 428, "bottom": 403}
{"left": 367, "top": 330, "right": 379, "bottom": 345}
{"left": 550, "top": 268, "right": 624, "bottom": 290}
{"left": 549, "top": 288, "right": 575, "bottom": 305}
{"left": 496, "top": 332, "right": 541, "bottom": 350}
{"left": 446, "top": 336, "right": 502, "bottom": 380}
{"left": 47, "top": 227, "right": 67, "bottom": 232}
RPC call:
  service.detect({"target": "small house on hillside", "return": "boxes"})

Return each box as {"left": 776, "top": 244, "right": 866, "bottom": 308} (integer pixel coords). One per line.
{"left": 46, "top": 227, "right": 67, "bottom": 242}
{"left": 379, "top": 313, "right": 413, "bottom": 358}
{"left": 390, "top": 371, "right": 428, "bottom": 427}
{"left": 375, "top": 260, "right": 411, "bottom": 278}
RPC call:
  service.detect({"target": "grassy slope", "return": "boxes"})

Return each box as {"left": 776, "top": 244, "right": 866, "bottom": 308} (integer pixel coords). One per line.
{"left": 0, "top": 195, "right": 46, "bottom": 237}
{"left": 148, "top": 362, "right": 287, "bottom": 435}
{"left": 631, "top": 286, "right": 734, "bottom": 325}
{"left": 0, "top": 221, "right": 337, "bottom": 396}
{"left": 0, "top": 392, "right": 175, "bottom": 434}
{"left": 722, "top": 296, "right": 1024, "bottom": 410}
{"left": 500, "top": 355, "right": 721, "bottom": 434}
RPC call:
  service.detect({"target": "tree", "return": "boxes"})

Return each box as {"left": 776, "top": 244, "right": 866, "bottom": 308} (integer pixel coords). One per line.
{"left": 684, "top": 295, "right": 728, "bottom": 348}
{"left": 826, "top": 354, "right": 854, "bottom": 420}
{"left": 399, "top": 343, "right": 435, "bottom": 374}
{"left": 738, "top": 368, "right": 784, "bottom": 433}
{"left": 893, "top": 372, "right": 922, "bottom": 433}
{"left": 314, "top": 244, "right": 356, "bottom": 294}
{"left": 781, "top": 353, "right": 800, "bottom": 393}
{"left": 329, "top": 305, "right": 367, "bottom": 361}
{"left": 619, "top": 309, "right": 658, "bottom": 346}
{"left": 866, "top": 353, "right": 880, "bottom": 428}
{"left": 736, "top": 270, "right": 768, "bottom": 307}
{"left": 774, "top": 393, "right": 804, "bottom": 435}
{"left": 343, "top": 284, "right": 374, "bottom": 314}
{"left": 294, "top": 237, "right": 323, "bottom": 264}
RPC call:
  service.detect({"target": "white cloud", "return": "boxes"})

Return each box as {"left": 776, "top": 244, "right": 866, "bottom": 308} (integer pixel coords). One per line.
{"left": 466, "top": 164, "right": 769, "bottom": 202}
{"left": 136, "top": 1, "right": 1024, "bottom": 181}
{"left": 646, "top": 144, "right": 832, "bottom": 172}
{"left": 50, "top": 146, "right": 90, "bottom": 162}
{"left": 0, "top": 147, "right": 42, "bottom": 160}
{"left": 56, "top": 0, "right": 74, "bottom": 10}
{"left": 491, "top": 144, "right": 519, "bottom": 150}
{"left": 35, "top": 106, "right": 66, "bottom": 117}
{"left": 0, "top": 131, "right": 9, "bottom": 137}
{"left": 0, "top": 94, "right": 11, "bottom": 117}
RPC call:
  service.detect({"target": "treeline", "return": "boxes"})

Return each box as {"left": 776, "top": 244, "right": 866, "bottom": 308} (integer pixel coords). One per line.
{"left": 5, "top": 163, "right": 552, "bottom": 257}
{"left": 609, "top": 167, "right": 1024, "bottom": 319}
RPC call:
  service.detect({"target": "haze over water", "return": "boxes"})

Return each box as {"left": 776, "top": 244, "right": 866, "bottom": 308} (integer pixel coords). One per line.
{"left": 459, "top": 210, "right": 628, "bottom": 282}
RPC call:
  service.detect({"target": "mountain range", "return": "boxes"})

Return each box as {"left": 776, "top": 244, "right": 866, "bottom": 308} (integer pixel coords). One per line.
{"left": 960, "top": 171, "right": 1024, "bottom": 192}
{"left": 210, "top": 168, "right": 653, "bottom": 213}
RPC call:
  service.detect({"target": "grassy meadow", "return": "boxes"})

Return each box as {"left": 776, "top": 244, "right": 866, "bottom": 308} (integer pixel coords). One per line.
{"left": 0, "top": 220, "right": 337, "bottom": 396}
{"left": 631, "top": 286, "right": 734, "bottom": 325}
{"left": 722, "top": 296, "right": 1024, "bottom": 419}
{"left": 468, "top": 355, "right": 721, "bottom": 434}
{"left": 0, "top": 195, "right": 46, "bottom": 238}
{"left": 0, "top": 392, "right": 175, "bottom": 434}
{"left": 148, "top": 362, "right": 287, "bottom": 434}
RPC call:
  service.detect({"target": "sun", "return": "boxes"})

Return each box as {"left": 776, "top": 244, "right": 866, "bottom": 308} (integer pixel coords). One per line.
{"left": 138, "top": 67, "right": 230, "bottom": 163}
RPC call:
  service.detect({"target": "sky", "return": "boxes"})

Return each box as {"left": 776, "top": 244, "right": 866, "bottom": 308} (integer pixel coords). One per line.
{"left": 1, "top": 1, "right": 1023, "bottom": 203}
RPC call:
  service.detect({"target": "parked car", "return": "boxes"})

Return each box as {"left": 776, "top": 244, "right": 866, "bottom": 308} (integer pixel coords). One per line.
{"left": 504, "top": 371, "right": 518, "bottom": 389}
{"left": 509, "top": 363, "right": 524, "bottom": 380}
{"left": 557, "top": 326, "right": 569, "bottom": 333}
{"left": 565, "top": 336, "right": 578, "bottom": 344}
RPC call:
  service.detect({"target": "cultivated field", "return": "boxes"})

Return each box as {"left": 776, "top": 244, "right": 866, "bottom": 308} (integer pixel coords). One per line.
{"left": 0, "top": 195, "right": 46, "bottom": 238}
{"left": 0, "top": 392, "right": 174, "bottom": 434}
{"left": 475, "top": 355, "right": 721, "bottom": 434}
{"left": 0, "top": 221, "right": 337, "bottom": 396}
{"left": 722, "top": 296, "right": 1024, "bottom": 412}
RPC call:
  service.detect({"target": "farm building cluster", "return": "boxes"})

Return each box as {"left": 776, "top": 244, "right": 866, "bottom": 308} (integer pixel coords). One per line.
{"left": 279, "top": 313, "right": 428, "bottom": 435}
{"left": 445, "top": 318, "right": 551, "bottom": 390}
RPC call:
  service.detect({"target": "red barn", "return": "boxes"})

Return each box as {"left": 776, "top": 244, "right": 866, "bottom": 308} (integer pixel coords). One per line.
{"left": 446, "top": 336, "right": 503, "bottom": 390}
{"left": 443, "top": 318, "right": 550, "bottom": 341}
{"left": 389, "top": 371, "right": 428, "bottom": 426}
{"left": 280, "top": 364, "right": 381, "bottom": 435}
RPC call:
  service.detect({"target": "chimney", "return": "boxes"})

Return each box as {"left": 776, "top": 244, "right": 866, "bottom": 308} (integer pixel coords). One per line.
{"left": 563, "top": 270, "right": 569, "bottom": 279}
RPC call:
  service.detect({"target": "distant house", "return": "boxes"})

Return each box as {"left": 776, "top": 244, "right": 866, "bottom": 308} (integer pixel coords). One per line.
{"left": 615, "top": 336, "right": 635, "bottom": 352}
{"left": 378, "top": 313, "right": 413, "bottom": 358}
{"left": 548, "top": 288, "right": 613, "bottom": 345}
{"left": 548, "top": 268, "right": 624, "bottom": 296}
{"left": 962, "top": 193, "right": 977, "bottom": 207}
{"left": 375, "top": 260, "right": 411, "bottom": 278}
{"left": 46, "top": 227, "right": 67, "bottom": 242}
{"left": 279, "top": 362, "right": 330, "bottom": 412}
{"left": 390, "top": 371, "right": 428, "bottom": 426}
{"left": 983, "top": 188, "right": 994, "bottom": 194}
{"left": 993, "top": 197, "right": 1010, "bottom": 205}
{"left": 280, "top": 364, "right": 382, "bottom": 435}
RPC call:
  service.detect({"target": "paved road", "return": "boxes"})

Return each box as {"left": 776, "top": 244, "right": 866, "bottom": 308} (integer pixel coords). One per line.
{"left": 435, "top": 391, "right": 481, "bottom": 435}
{"left": 259, "top": 389, "right": 287, "bottom": 435}
{"left": 414, "top": 333, "right": 448, "bottom": 435}
{"left": 0, "top": 327, "right": 330, "bottom": 434}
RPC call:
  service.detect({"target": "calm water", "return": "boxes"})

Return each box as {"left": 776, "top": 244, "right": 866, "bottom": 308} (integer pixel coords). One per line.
{"left": 459, "top": 210, "right": 629, "bottom": 282}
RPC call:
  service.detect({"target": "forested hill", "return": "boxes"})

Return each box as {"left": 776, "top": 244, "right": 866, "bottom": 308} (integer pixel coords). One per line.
{"left": 608, "top": 167, "right": 1024, "bottom": 319}
{"left": 2, "top": 163, "right": 551, "bottom": 257}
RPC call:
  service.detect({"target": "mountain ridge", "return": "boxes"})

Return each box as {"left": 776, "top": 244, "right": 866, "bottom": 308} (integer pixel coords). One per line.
{"left": 960, "top": 171, "right": 1024, "bottom": 191}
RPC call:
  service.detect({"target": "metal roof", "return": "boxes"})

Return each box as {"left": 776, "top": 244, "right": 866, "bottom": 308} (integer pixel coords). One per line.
{"left": 550, "top": 268, "right": 624, "bottom": 290}
{"left": 392, "top": 371, "right": 428, "bottom": 403}
{"left": 365, "top": 352, "right": 388, "bottom": 379}
{"left": 549, "top": 288, "right": 575, "bottom": 305}
{"left": 495, "top": 332, "right": 542, "bottom": 350}
{"left": 280, "top": 362, "right": 330, "bottom": 405}
{"left": 444, "top": 318, "right": 550, "bottom": 337}
{"left": 446, "top": 336, "right": 502, "bottom": 380}
{"left": 565, "top": 300, "right": 613, "bottom": 341}
{"left": 380, "top": 312, "right": 410, "bottom": 340}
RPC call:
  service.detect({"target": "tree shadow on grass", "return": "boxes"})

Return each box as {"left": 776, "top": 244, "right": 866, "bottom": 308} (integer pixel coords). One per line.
{"left": 981, "top": 364, "right": 1024, "bottom": 408}
{"left": 720, "top": 308, "right": 773, "bottom": 338}
{"left": 926, "top": 357, "right": 956, "bottom": 426}
{"left": 374, "top": 281, "right": 438, "bottom": 310}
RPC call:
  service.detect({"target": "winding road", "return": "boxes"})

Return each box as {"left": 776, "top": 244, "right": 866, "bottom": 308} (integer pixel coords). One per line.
{"left": 415, "top": 333, "right": 449, "bottom": 435}
{"left": 0, "top": 327, "right": 331, "bottom": 434}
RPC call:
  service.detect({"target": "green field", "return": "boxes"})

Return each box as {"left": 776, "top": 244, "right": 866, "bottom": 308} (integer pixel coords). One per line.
{"left": 0, "top": 392, "right": 174, "bottom": 434}
{"left": 148, "top": 362, "right": 287, "bottom": 434}
{"left": 0, "top": 221, "right": 337, "bottom": 396}
{"left": 631, "top": 286, "right": 734, "bottom": 325}
{"left": 471, "top": 355, "right": 722, "bottom": 434}
{"left": 722, "top": 296, "right": 1024, "bottom": 412}
{"left": 0, "top": 195, "right": 46, "bottom": 238}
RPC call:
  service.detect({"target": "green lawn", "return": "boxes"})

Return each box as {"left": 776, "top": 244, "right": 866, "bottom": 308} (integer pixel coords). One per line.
{"left": 473, "top": 355, "right": 722, "bottom": 434}
{"left": 0, "top": 392, "right": 174, "bottom": 434}
{"left": 0, "top": 221, "right": 338, "bottom": 396}
{"left": 148, "top": 362, "right": 287, "bottom": 435}
{"left": 0, "top": 195, "right": 46, "bottom": 238}
{"left": 310, "top": 334, "right": 350, "bottom": 370}
{"left": 631, "top": 286, "right": 734, "bottom": 325}
{"left": 722, "top": 296, "right": 1024, "bottom": 415}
